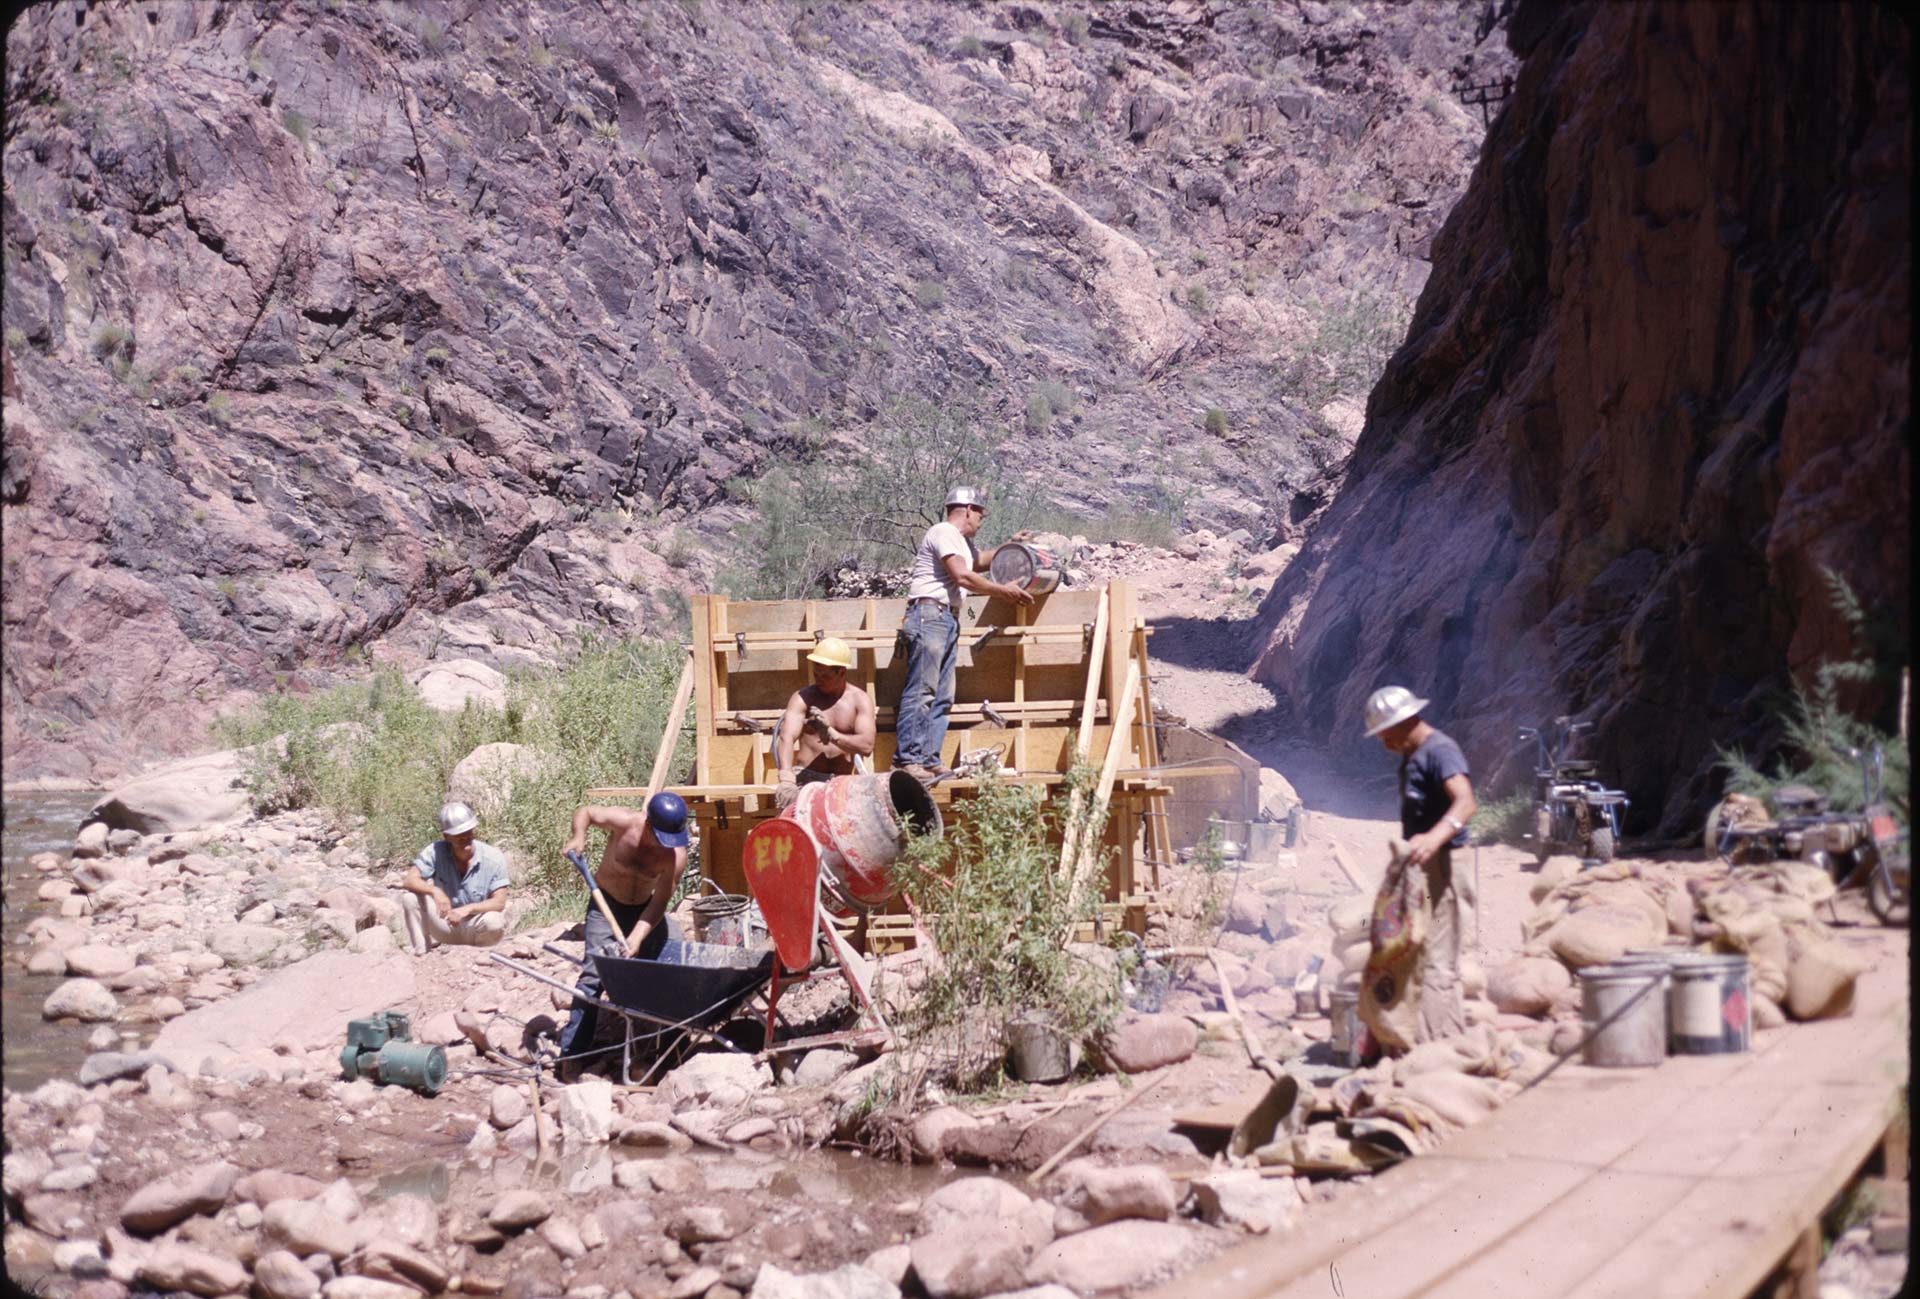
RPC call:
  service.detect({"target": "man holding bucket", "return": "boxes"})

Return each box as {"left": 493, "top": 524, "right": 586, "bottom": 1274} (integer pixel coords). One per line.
{"left": 891, "top": 485, "right": 1034, "bottom": 786}
{"left": 1359, "top": 686, "right": 1477, "bottom": 1052}
{"left": 555, "top": 792, "right": 691, "bottom": 1075}
{"left": 773, "top": 636, "right": 877, "bottom": 810}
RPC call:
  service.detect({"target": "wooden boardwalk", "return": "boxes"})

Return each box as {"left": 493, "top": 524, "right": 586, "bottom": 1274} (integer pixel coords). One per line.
{"left": 1160, "top": 939, "right": 1908, "bottom": 1299}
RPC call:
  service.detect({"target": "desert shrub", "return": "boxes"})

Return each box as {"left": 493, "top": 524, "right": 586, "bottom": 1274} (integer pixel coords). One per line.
{"left": 914, "top": 278, "right": 946, "bottom": 310}
{"left": 281, "top": 109, "right": 310, "bottom": 144}
{"left": 1203, "top": 407, "right": 1229, "bottom": 436}
{"left": 1470, "top": 791, "right": 1535, "bottom": 846}
{"left": 1063, "top": 12, "right": 1090, "bottom": 44}
{"left": 217, "top": 640, "right": 692, "bottom": 896}
{"left": 1717, "top": 574, "right": 1909, "bottom": 825}
{"left": 91, "top": 324, "right": 131, "bottom": 359}
{"left": 889, "top": 768, "right": 1125, "bottom": 1091}
{"left": 1024, "top": 392, "right": 1053, "bottom": 433}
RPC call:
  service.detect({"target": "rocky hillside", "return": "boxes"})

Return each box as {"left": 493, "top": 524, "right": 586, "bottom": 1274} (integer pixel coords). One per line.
{"left": 1251, "top": 0, "right": 1910, "bottom": 836}
{"left": 2, "top": 0, "right": 1508, "bottom": 783}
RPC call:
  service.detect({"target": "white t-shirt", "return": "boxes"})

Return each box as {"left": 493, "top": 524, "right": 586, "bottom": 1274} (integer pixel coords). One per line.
{"left": 906, "top": 521, "right": 976, "bottom": 607}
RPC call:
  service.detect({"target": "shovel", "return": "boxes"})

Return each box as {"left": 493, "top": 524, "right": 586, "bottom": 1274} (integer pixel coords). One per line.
{"left": 565, "top": 849, "right": 629, "bottom": 951}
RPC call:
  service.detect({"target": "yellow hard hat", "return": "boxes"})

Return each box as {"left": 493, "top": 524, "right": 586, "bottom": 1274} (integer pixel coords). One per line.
{"left": 807, "top": 636, "right": 854, "bottom": 670}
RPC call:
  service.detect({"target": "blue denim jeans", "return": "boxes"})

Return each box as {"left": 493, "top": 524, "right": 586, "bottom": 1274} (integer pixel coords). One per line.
{"left": 559, "top": 899, "right": 679, "bottom": 1060}
{"left": 893, "top": 602, "right": 958, "bottom": 769}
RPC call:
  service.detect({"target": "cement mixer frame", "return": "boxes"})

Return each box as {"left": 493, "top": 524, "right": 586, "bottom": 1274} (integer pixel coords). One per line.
{"left": 586, "top": 581, "right": 1262, "bottom": 955}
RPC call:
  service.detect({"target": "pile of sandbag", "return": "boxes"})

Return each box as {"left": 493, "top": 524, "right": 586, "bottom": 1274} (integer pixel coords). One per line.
{"left": 1490, "top": 856, "right": 1873, "bottom": 1030}
{"left": 1690, "top": 862, "right": 1873, "bottom": 1023}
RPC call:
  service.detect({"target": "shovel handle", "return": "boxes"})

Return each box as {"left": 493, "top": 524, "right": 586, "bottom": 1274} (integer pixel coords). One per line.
{"left": 565, "top": 850, "right": 629, "bottom": 950}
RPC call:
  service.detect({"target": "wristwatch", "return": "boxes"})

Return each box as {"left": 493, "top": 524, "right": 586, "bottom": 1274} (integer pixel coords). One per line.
{"left": 1444, "top": 815, "right": 1466, "bottom": 833}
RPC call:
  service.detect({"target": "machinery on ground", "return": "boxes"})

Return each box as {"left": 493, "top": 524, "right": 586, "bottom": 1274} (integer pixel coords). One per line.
{"left": 1518, "top": 718, "right": 1629, "bottom": 863}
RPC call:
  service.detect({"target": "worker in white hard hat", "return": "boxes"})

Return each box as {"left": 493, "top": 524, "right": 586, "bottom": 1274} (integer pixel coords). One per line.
{"left": 1358, "top": 686, "right": 1477, "bottom": 1051}
{"left": 773, "top": 636, "right": 877, "bottom": 810}
{"left": 891, "top": 485, "right": 1034, "bottom": 786}
{"left": 398, "top": 801, "right": 511, "bottom": 956}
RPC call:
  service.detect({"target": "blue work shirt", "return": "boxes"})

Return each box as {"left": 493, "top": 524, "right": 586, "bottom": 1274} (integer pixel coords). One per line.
{"left": 411, "top": 840, "right": 511, "bottom": 907}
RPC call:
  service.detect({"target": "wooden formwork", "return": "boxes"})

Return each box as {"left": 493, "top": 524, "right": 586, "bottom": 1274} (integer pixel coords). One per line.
{"left": 587, "top": 580, "right": 1250, "bottom": 948}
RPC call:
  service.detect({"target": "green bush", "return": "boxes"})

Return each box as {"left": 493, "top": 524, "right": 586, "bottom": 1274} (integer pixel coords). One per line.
{"left": 91, "top": 324, "right": 131, "bottom": 359}
{"left": 1470, "top": 791, "right": 1534, "bottom": 846}
{"left": 1717, "top": 575, "right": 1909, "bottom": 825}
{"left": 1203, "top": 407, "right": 1229, "bottom": 436}
{"left": 1024, "top": 392, "right": 1053, "bottom": 433}
{"left": 281, "top": 109, "right": 310, "bottom": 144}
{"left": 1062, "top": 12, "right": 1090, "bottom": 44}
{"left": 914, "top": 278, "right": 946, "bottom": 310}
{"left": 217, "top": 640, "right": 693, "bottom": 897}
{"left": 889, "top": 768, "right": 1124, "bottom": 1091}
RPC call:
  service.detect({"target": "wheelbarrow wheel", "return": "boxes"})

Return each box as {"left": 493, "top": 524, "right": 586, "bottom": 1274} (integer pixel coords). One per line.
{"left": 717, "top": 1017, "right": 767, "bottom": 1053}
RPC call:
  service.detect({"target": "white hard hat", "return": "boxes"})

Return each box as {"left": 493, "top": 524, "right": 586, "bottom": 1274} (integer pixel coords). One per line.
{"left": 1362, "top": 686, "right": 1429, "bottom": 737}
{"left": 944, "top": 485, "right": 986, "bottom": 511}
{"left": 437, "top": 801, "right": 479, "bottom": 836}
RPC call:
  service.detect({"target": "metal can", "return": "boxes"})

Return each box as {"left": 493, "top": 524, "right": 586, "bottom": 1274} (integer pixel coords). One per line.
{"left": 988, "top": 541, "right": 1061, "bottom": 594}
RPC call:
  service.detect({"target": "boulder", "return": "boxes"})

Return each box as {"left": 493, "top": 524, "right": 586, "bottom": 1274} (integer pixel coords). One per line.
{"left": 253, "top": 1250, "right": 322, "bottom": 1299}
{"left": 87, "top": 749, "right": 252, "bottom": 835}
{"left": 490, "top": 1085, "right": 528, "bottom": 1130}
{"left": 208, "top": 923, "right": 284, "bottom": 967}
{"left": 1099, "top": 1014, "right": 1197, "bottom": 1073}
{"left": 918, "top": 1178, "right": 1051, "bottom": 1250}
{"left": 65, "top": 945, "right": 137, "bottom": 978}
{"left": 44, "top": 978, "right": 119, "bottom": 1022}
{"left": 1024, "top": 1220, "right": 1196, "bottom": 1293}
{"left": 1189, "top": 1171, "right": 1302, "bottom": 1233}
{"left": 73, "top": 822, "right": 111, "bottom": 858}
{"left": 750, "top": 1262, "right": 902, "bottom": 1299}
{"left": 154, "top": 949, "right": 415, "bottom": 1062}
{"left": 486, "top": 1190, "right": 552, "bottom": 1232}
{"left": 555, "top": 1079, "right": 616, "bottom": 1144}
{"left": 409, "top": 659, "right": 509, "bottom": 713}
{"left": 910, "top": 1218, "right": 1034, "bottom": 1299}
{"left": 909, "top": 1106, "right": 980, "bottom": 1163}
{"left": 1047, "top": 1160, "right": 1178, "bottom": 1227}
{"left": 793, "top": 1047, "right": 861, "bottom": 1087}
{"left": 119, "top": 1160, "right": 239, "bottom": 1234}
{"left": 260, "top": 1200, "right": 358, "bottom": 1259}
{"left": 659, "top": 1052, "right": 773, "bottom": 1109}
{"left": 79, "top": 1051, "right": 172, "bottom": 1086}
{"left": 343, "top": 1237, "right": 449, "bottom": 1293}
{"left": 135, "top": 1241, "right": 249, "bottom": 1296}
{"left": 445, "top": 741, "right": 551, "bottom": 822}
{"left": 236, "top": 1170, "right": 327, "bottom": 1206}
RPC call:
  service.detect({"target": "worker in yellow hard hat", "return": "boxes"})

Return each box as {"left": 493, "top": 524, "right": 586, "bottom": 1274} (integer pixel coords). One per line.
{"left": 773, "top": 636, "right": 876, "bottom": 810}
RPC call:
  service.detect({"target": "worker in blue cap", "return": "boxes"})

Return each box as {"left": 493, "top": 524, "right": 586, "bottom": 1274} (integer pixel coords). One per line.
{"left": 556, "top": 791, "right": 692, "bottom": 1073}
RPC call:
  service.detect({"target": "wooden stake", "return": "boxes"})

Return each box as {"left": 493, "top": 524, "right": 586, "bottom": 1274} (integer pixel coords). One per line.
{"left": 1026, "top": 1066, "right": 1171, "bottom": 1186}
{"left": 648, "top": 649, "right": 696, "bottom": 799}
{"left": 1062, "top": 658, "right": 1140, "bottom": 929}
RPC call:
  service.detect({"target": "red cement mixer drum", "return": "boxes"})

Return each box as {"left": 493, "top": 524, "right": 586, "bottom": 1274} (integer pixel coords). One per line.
{"left": 786, "top": 771, "right": 943, "bottom": 916}
{"left": 988, "top": 541, "right": 1061, "bottom": 594}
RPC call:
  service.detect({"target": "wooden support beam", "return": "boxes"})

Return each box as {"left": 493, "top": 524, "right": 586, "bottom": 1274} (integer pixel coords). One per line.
{"left": 1062, "top": 658, "right": 1140, "bottom": 931}
{"left": 646, "top": 648, "right": 696, "bottom": 800}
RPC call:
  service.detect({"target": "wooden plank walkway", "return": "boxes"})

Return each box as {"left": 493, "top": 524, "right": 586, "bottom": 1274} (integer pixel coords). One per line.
{"left": 1159, "top": 938, "right": 1907, "bottom": 1299}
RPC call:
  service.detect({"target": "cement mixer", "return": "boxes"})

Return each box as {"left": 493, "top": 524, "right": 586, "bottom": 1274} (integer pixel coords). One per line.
{"left": 741, "top": 770, "right": 941, "bottom": 976}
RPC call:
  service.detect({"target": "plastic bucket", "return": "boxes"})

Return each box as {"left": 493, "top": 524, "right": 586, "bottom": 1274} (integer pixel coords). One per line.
{"left": 1667, "top": 953, "right": 1751, "bottom": 1055}
{"left": 1579, "top": 963, "right": 1667, "bottom": 1067}
{"left": 988, "top": 541, "right": 1061, "bottom": 595}
{"left": 690, "top": 893, "right": 768, "bottom": 949}
{"left": 1328, "top": 985, "right": 1363, "bottom": 1066}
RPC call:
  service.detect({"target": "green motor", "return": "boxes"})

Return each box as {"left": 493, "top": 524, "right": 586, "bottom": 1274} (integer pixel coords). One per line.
{"left": 339, "top": 1010, "right": 446, "bottom": 1095}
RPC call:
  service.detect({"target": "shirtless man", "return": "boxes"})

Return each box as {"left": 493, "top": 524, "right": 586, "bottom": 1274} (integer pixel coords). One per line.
{"left": 773, "top": 637, "right": 876, "bottom": 810}
{"left": 555, "top": 791, "right": 692, "bottom": 1072}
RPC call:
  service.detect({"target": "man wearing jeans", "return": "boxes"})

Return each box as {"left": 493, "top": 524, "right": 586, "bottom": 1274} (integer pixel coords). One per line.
{"left": 891, "top": 485, "right": 1034, "bottom": 785}
{"left": 399, "top": 802, "right": 510, "bottom": 956}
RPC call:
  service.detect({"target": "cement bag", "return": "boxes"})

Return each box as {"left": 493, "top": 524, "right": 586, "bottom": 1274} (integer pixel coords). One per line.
{"left": 1335, "top": 939, "right": 1372, "bottom": 975}
{"left": 1529, "top": 857, "right": 1582, "bottom": 905}
{"left": 1359, "top": 842, "right": 1426, "bottom": 1055}
{"left": 1544, "top": 905, "right": 1661, "bottom": 969}
{"left": 1785, "top": 937, "right": 1871, "bottom": 1021}
{"left": 1666, "top": 885, "right": 1697, "bottom": 937}
{"left": 1521, "top": 896, "right": 1571, "bottom": 944}
{"left": 1752, "top": 993, "right": 1788, "bottom": 1030}
{"left": 1485, "top": 957, "right": 1572, "bottom": 1016}
{"left": 1460, "top": 955, "right": 1486, "bottom": 1000}
{"left": 1398, "top": 1071, "right": 1503, "bottom": 1128}
{"left": 1717, "top": 911, "right": 1790, "bottom": 1003}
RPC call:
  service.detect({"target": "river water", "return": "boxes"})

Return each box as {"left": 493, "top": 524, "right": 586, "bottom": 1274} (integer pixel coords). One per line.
{"left": 2, "top": 791, "right": 112, "bottom": 1094}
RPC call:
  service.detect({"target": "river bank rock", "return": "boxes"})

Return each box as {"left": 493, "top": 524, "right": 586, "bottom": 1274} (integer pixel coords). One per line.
{"left": 135, "top": 1241, "right": 249, "bottom": 1296}
{"left": 1023, "top": 1220, "right": 1198, "bottom": 1292}
{"left": 1046, "top": 1161, "right": 1179, "bottom": 1230}
{"left": 751, "top": 1262, "right": 902, "bottom": 1299}
{"left": 44, "top": 979, "right": 119, "bottom": 1022}
{"left": 86, "top": 750, "right": 252, "bottom": 836}
{"left": 118, "top": 1160, "right": 239, "bottom": 1235}
{"left": 1099, "top": 1014, "right": 1198, "bottom": 1073}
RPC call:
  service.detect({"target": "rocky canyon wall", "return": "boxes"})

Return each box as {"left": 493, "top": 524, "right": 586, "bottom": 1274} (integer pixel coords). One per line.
{"left": 1251, "top": 0, "right": 1909, "bottom": 837}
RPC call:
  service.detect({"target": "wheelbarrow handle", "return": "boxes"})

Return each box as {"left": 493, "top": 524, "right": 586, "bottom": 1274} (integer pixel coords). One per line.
{"left": 564, "top": 850, "right": 629, "bottom": 950}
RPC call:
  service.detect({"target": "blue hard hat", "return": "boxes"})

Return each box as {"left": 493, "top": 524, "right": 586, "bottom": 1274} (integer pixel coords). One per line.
{"left": 647, "top": 792, "right": 691, "bottom": 848}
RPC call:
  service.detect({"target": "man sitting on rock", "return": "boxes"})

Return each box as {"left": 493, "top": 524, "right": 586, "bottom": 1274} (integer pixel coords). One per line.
{"left": 399, "top": 802, "right": 510, "bottom": 956}
{"left": 773, "top": 636, "right": 877, "bottom": 810}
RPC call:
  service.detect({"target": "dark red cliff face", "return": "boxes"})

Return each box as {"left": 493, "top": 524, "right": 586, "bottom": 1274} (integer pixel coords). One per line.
{"left": 1251, "top": 2, "right": 1909, "bottom": 836}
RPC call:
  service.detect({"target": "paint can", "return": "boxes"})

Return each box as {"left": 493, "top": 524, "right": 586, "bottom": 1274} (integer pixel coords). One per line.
{"left": 1579, "top": 961, "right": 1667, "bottom": 1067}
{"left": 1666, "top": 953, "right": 1751, "bottom": 1055}
{"left": 988, "top": 541, "right": 1062, "bottom": 594}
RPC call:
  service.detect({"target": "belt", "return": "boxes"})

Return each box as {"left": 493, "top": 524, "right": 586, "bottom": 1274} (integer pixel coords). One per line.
{"left": 908, "top": 597, "right": 954, "bottom": 610}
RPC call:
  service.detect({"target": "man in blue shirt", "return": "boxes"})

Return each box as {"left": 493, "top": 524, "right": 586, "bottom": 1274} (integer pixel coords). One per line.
{"left": 1362, "top": 686, "right": 1477, "bottom": 1047}
{"left": 400, "top": 802, "right": 511, "bottom": 956}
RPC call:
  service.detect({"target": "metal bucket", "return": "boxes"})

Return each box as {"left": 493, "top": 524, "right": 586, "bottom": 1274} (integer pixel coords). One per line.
{"left": 1579, "top": 962, "right": 1667, "bottom": 1067}
{"left": 988, "top": 541, "right": 1061, "bottom": 595}
{"left": 689, "top": 892, "right": 769, "bottom": 949}
{"left": 1666, "top": 953, "right": 1751, "bottom": 1055}
{"left": 1007, "top": 1012, "right": 1072, "bottom": 1083}
{"left": 788, "top": 771, "right": 943, "bottom": 914}
{"left": 1328, "top": 984, "right": 1363, "bottom": 1066}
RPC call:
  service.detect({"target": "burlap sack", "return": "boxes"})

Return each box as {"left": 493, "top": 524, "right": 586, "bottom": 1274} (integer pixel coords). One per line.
{"left": 1544, "top": 905, "right": 1662, "bottom": 968}
{"left": 1399, "top": 1071, "right": 1504, "bottom": 1128}
{"left": 1335, "top": 938, "right": 1373, "bottom": 975}
{"left": 1486, "top": 957, "right": 1573, "bottom": 1016}
{"left": 1529, "top": 856, "right": 1582, "bottom": 904}
{"left": 1359, "top": 841, "right": 1426, "bottom": 1055}
{"left": 1785, "top": 937, "right": 1871, "bottom": 1020}
{"left": 1329, "top": 895, "right": 1374, "bottom": 935}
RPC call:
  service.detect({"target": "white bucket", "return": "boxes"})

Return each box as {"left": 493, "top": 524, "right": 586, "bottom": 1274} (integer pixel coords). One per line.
{"left": 1579, "top": 962, "right": 1667, "bottom": 1067}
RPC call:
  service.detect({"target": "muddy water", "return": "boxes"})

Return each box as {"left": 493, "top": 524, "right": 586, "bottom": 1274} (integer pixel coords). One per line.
{"left": 2, "top": 791, "right": 104, "bottom": 1094}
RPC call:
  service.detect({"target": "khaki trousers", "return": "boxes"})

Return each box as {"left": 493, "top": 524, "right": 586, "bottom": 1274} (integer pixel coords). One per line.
{"left": 401, "top": 893, "right": 506, "bottom": 956}
{"left": 1415, "top": 853, "right": 1465, "bottom": 1043}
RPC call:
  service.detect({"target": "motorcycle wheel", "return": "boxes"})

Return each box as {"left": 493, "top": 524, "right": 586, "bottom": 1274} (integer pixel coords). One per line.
{"left": 1867, "top": 855, "right": 1909, "bottom": 928}
{"left": 1588, "top": 825, "right": 1615, "bottom": 863}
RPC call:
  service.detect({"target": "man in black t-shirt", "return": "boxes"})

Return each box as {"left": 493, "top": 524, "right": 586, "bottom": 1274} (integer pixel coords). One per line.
{"left": 1362, "top": 685, "right": 1478, "bottom": 1046}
